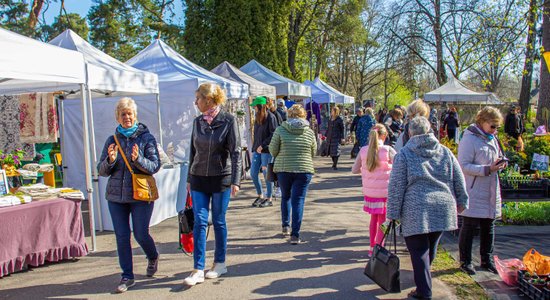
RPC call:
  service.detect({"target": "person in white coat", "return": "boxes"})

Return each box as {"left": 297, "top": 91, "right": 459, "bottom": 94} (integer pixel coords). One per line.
{"left": 457, "top": 106, "right": 506, "bottom": 276}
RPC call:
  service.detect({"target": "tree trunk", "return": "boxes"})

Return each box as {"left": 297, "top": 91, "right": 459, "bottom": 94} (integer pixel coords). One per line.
{"left": 519, "top": 0, "right": 538, "bottom": 115}
{"left": 433, "top": 0, "right": 447, "bottom": 85}
{"left": 287, "top": 12, "right": 302, "bottom": 78}
{"left": 28, "top": 0, "right": 45, "bottom": 28}
{"left": 314, "top": 0, "right": 336, "bottom": 78}
{"left": 538, "top": 0, "right": 550, "bottom": 127}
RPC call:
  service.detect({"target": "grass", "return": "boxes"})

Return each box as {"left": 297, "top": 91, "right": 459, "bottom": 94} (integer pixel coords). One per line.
{"left": 431, "top": 247, "right": 489, "bottom": 300}
{"left": 502, "top": 202, "right": 550, "bottom": 225}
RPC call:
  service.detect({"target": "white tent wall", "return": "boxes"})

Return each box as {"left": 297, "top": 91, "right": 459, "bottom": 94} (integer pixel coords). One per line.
{"left": 62, "top": 94, "right": 185, "bottom": 230}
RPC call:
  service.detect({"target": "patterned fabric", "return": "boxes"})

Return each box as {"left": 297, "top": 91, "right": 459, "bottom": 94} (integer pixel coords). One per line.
{"left": 202, "top": 105, "right": 221, "bottom": 125}
{"left": 363, "top": 196, "right": 386, "bottom": 214}
{"left": 19, "top": 93, "right": 58, "bottom": 144}
{"left": 0, "top": 95, "right": 35, "bottom": 160}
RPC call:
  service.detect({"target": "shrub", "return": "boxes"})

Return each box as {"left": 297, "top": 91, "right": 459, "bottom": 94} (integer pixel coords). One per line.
{"left": 501, "top": 202, "right": 550, "bottom": 225}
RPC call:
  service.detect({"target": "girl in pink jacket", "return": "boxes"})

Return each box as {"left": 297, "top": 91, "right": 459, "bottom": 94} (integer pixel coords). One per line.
{"left": 352, "top": 124, "right": 396, "bottom": 256}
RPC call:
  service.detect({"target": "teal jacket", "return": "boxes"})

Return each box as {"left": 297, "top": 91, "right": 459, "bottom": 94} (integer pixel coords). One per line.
{"left": 269, "top": 118, "right": 316, "bottom": 174}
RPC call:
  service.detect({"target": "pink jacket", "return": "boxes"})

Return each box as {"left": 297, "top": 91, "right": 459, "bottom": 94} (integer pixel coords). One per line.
{"left": 352, "top": 142, "right": 396, "bottom": 198}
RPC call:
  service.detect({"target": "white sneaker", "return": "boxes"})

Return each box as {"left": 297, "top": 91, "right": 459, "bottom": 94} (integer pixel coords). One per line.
{"left": 205, "top": 263, "right": 227, "bottom": 279}
{"left": 275, "top": 188, "right": 282, "bottom": 198}
{"left": 183, "top": 269, "right": 204, "bottom": 286}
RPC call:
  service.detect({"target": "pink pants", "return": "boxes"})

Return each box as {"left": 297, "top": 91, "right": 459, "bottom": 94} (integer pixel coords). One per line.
{"left": 369, "top": 213, "right": 386, "bottom": 249}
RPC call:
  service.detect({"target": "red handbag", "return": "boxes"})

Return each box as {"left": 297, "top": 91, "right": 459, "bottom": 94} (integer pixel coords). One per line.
{"left": 178, "top": 190, "right": 194, "bottom": 254}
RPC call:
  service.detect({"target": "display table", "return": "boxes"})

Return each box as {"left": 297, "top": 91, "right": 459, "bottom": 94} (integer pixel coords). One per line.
{"left": 0, "top": 198, "right": 88, "bottom": 278}
{"left": 96, "top": 163, "right": 188, "bottom": 231}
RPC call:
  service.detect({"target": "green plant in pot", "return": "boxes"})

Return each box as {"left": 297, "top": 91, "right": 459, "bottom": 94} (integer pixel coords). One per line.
{"left": 529, "top": 277, "right": 546, "bottom": 289}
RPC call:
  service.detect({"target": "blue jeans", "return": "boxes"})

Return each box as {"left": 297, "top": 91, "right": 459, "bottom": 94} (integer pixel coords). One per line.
{"left": 191, "top": 189, "right": 231, "bottom": 270}
{"left": 250, "top": 152, "right": 273, "bottom": 198}
{"left": 108, "top": 201, "right": 158, "bottom": 280}
{"left": 277, "top": 172, "right": 313, "bottom": 238}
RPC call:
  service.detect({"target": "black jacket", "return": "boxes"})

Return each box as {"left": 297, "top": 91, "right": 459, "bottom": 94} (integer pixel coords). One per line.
{"left": 504, "top": 112, "right": 521, "bottom": 137}
{"left": 253, "top": 112, "right": 277, "bottom": 153}
{"left": 188, "top": 111, "right": 242, "bottom": 187}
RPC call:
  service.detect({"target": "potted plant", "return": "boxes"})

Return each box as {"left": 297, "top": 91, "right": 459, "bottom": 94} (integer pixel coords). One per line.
{"left": 0, "top": 148, "right": 26, "bottom": 176}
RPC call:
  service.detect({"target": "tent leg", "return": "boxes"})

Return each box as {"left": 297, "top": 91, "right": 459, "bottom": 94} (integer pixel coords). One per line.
{"left": 86, "top": 87, "right": 103, "bottom": 232}
{"left": 156, "top": 93, "right": 163, "bottom": 147}
{"left": 81, "top": 84, "right": 97, "bottom": 251}
{"left": 59, "top": 97, "right": 66, "bottom": 187}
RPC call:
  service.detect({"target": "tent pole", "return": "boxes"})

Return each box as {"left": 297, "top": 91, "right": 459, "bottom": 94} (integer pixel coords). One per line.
{"left": 80, "top": 83, "right": 97, "bottom": 251}
{"left": 156, "top": 93, "right": 163, "bottom": 147}
{"left": 86, "top": 87, "right": 103, "bottom": 232}
{"left": 59, "top": 97, "right": 66, "bottom": 187}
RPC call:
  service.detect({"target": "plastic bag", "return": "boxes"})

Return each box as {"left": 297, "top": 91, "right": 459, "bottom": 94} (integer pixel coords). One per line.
{"left": 494, "top": 255, "right": 525, "bottom": 286}
{"left": 523, "top": 248, "right": 550, "bottom": 275}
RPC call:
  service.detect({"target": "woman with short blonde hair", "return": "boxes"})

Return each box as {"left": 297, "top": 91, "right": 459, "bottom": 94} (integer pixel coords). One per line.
{"left": 457, "top": 106, "right": 505, "bottom": 276}
{"left": 269, "top": 104, "right": 316, "bottom": 244}
{"left": 326, "top": 105, "right": 345, "bottom": 169}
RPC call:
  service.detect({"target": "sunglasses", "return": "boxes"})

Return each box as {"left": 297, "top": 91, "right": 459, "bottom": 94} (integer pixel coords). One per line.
{"left": 490, "top": 124, "right": 501, "bottom": 129}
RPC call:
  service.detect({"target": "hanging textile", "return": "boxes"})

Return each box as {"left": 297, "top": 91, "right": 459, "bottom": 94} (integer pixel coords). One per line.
{"left": 19, "top": 93, "right": 58, "bottom": 144}
{"left": 0, "top": 95, "right": 35, "bottom": 160}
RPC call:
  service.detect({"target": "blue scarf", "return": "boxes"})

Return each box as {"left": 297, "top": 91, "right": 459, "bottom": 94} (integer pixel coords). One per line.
{"left": 476, "top": 124, "right": 495, "bottom": 141}
{"left": 117, "top": 122, "right": 138, "bottom": 138}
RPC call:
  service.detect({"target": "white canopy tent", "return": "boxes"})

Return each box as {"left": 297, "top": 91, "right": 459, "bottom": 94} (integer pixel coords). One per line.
{"left": 424, "top": 77, "right": 502, "bottom": 104}
{"left": 303, "top": 80, "right": 334, "bottom": 104}
{"left": 0, "top": 28, "right": 98, "bottom": 250}
{"left": 211, "top": 61, "right": 276, "bottom": 98}
{"left": 127, "top": 39, "right": 249, "bottom": 163}
{"left": 311, "top": 77, "right": 355, "bottom": 104}
{"left": 240, "top": 59, "right": 311, "bottom": 99}
{"left": 50, "top": 29, "right": 160, "bottom": 232}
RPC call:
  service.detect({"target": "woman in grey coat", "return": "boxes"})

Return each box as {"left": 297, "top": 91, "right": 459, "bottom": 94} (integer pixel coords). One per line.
{"left": 387, "top": 116, "right": 468, "bottom": 300}
{"left": 457, "top": 106, "right": 506, "bottom": 276}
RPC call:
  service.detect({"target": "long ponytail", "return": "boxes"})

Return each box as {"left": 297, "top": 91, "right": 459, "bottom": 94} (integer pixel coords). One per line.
{"left": 366, "top": 124, "right": 387, "bottom": 172}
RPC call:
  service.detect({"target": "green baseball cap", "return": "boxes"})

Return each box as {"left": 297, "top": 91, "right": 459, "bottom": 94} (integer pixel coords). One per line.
{"left": 250, "top": 96, "right": 267, "bottom": 106}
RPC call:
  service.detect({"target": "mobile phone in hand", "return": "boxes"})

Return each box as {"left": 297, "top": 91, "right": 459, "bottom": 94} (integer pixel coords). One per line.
{"left": 496, "top": 157, "right": 509, "bottom": 166}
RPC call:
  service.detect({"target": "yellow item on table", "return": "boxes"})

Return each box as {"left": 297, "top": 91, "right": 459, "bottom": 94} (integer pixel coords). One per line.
{"left": 43, "top": 170, "right": 55, "bottom": 187}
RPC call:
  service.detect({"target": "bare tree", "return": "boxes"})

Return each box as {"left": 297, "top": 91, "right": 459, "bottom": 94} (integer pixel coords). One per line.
{"left": 518, "top": 0, "right": 541, "bottom": 114}
{"left": 538, "top": 0, "right": 550, "bottom": 126}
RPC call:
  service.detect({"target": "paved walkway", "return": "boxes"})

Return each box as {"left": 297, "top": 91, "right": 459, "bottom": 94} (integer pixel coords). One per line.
{"left": 0, "top": 146, "right": 457, "bottom": 299}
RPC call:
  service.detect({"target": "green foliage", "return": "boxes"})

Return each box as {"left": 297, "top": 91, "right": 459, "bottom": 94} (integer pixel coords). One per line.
{"left": 41, "top": 13, "right": 89, "bottom": 41}
{"left": 0, "top": 148, "right": 26, "bottom": 167}
{"left": 88, "top": 0, "right": 151, "bottom": 62}
{"left": 182, "top": 0, "right": 213, "bottom": 67}
{"left": 0, "top": 0, "right": 33, "bottom": 36}
{"left": 523, "top": 135, "right": 550, "bottom": 170}
{"left": 502, "top": 202, "right": 550, "bottom": 225}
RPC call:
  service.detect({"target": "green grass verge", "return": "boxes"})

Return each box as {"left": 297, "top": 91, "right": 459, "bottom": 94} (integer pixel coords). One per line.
{"left": 432, "top": 248, "right": 489, "bottom": 300}
{"left": 502, "top": 202, "right": 550, "bottom": 225}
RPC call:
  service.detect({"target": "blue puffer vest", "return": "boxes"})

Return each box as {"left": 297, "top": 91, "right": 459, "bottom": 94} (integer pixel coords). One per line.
{"left": 97, "top": 123, "right": 161, "bottom": 203}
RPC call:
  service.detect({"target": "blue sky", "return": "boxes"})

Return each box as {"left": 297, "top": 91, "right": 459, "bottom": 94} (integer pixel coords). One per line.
{"left": 39, "top": 1, "right": 184, "bottom": 25}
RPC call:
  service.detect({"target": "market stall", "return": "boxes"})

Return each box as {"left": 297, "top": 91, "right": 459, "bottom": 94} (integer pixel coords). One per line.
{"left": 240, "top": 59, "right": 311, "bottom": 99}
{"left": 49, "top": 30, "right": 161, "bottom": 232}
{"left": 0, "top": 27, "right": 90, "bottom": 268}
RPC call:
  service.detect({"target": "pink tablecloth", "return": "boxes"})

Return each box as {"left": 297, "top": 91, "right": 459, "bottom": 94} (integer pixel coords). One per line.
{"left": 0, "top": 198, "right": 88, "bottom": 277}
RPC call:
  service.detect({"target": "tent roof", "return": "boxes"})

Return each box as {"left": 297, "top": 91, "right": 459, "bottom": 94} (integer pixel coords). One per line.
{"left": 211, "top": 61, "right": 275, "bottom": 98}
{"left": 0, "top": 27, "right": 86, "bottom": 94}
{"left": 312, "top": 77, "right": 354, "bottom": 104}
{"left": 240, "top": 59, "right": 311, "bottom": 99}
{"left": 303, "top": 80, "right": 334, "bottom": 104}
{"left": 424, "top": 77, "right": 501, "bottom": 104}
{"left": 49, "top": 29, "right": 159, "bottom": 96}
{"left": 126, "top": 40, "right": 248, "bottom": 99}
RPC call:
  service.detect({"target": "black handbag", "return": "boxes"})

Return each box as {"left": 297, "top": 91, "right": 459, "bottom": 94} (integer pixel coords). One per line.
{"left": 266, "top": 159, "right": 277, "bottom": 183}
{"left": 364, "top": 220, "right": 401, "bottom": 293}
{"left": 319, "top": 140, "right": 329, "bottom": 157}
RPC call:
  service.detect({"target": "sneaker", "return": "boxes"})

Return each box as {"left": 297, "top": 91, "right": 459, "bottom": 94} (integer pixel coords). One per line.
{"left": 205, "top": 263, "right": 227, "bottom": 279}
{"left": 116, "top": 278, "right": 135, "bottom": 293}
{"left": 275, "top": 188, "right": 282, "bottom": 198}
{"left": 460, "top": 263, "right": 476, "bottom": 275}
{"left": 290, "top": 235, "right": 304, "bottom": 245}
{"left": 146, "top": 258, "right": 158, "bottom": 277}
{"left": 183, "top": 269, "right": 205, "bottom": 286}
{"left": 252, "top": 197, "right": 263, "bottom": 207}
{"left": 259, "top": 199, "right": 273, "bottom": 207}
{"left": 282, "top": 226, "right": 290, "bottom": 237}
{"left": 480, "top": 262, "right": 498, "bottom": 274}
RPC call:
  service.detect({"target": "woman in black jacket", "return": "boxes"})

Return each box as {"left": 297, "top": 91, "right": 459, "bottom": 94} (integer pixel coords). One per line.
{"left": 98, "top": 97, "right": 161, "bottom": 293}
{"left": 250, "top": 96, "right": 277, "bottom": 207}
{"left": 443, "top": 108, "right": 460, "bottom": 142}
{"left": 326, "top": 106, "right": 345, "bottom": 170}
{"left": 183, "top": 83, "right": 242, "bottom": 286}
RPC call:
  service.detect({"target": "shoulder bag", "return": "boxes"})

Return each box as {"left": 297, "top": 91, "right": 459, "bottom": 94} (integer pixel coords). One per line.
{"left": 113, "top": 135, "right": 159, "bottom": 201}
{"left": 364, "top": 220, "right": 401, "bottom": 293}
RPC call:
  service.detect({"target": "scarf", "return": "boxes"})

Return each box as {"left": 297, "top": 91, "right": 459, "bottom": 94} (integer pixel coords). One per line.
{"left": 203, "top": 106, "right": 221, "bottom": 125}
{"left": 117, "top": 122, "right": 138, "bottom": 138}
{"left": 476, "top": 124, "right": 495, "bottom": 141}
